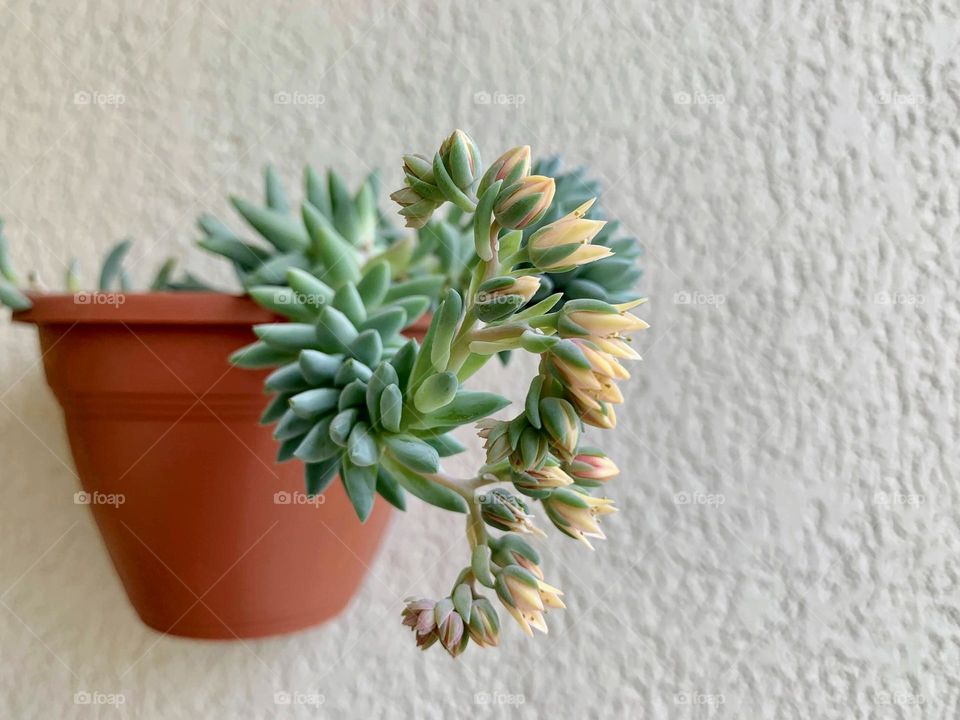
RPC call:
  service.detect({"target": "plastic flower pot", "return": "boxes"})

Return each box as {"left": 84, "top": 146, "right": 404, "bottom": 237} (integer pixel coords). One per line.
{"left": 14, "top": 292, "right": 430, "bottom": 640}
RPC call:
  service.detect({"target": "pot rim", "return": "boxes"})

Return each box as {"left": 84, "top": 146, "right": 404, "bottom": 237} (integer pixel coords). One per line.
{"left": 12, "top": 292, "right": 277, "bottom": 326}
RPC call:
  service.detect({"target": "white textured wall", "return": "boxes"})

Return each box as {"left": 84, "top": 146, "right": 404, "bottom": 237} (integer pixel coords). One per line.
{"left": 0, "top": 0, "right": 956, "bottom": 717}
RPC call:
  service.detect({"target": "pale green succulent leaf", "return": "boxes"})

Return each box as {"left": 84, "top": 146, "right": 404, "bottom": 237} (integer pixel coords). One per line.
{"left": 384, "top": 434, "right": 440, "bottom": 474}
{"left": 294, "top": 416, "right": 339, "bottom": 462}
{"left": 264, "top": 166, "right": 290, "bottom": 213}
{"left": 376, "top": 467, "right": 407, "bottom": 510}
{"left": 422, "top": 432, "right": 466, "bottom": 458}
{"left": 264, "top": 363, "right": 311, "bottom": 393}
{"left": 381, "top": 456, "right": 468, "bottom": 514}
{"left": 332, "top": 283, "right": 366, "bottom": 325}
{"left": 98, "top": 239, "right": 132, "bottom": 291}
{"left": 299, "top": 350, "right": 343, "bottom": 385}
{"left": 254, "top": 323, "right": 321, "bottom": 351}
{"left": 413, "top": 371, "right": 459, "bottom": 414}
{"left": 305, "top": 457, "right": 339, "bottom": 496}
{"left": 341, "top": 457, "right": 377, "bottom": 522}
{"left": 0, "top": 279, "right": 32, "bottom": 311}
{"left": 315, "top": 305, "right": 358, "bottom": 353}
{"left": 259, "top": 393, "right": 293, "bottom": 425}
{"left": 231, "top": 196, "right": 308, "bottom": 252}
{"left": 289, "top": 388, "right": 340, "bottom": 420}
{"left": 347, "top": 422, "right": 380, "bottom": 467}
{"left": 356, "top": 261, "right": 390, "bottom": 308}
{"left": 410, "top": 390, "right": 510, "bottom": 429}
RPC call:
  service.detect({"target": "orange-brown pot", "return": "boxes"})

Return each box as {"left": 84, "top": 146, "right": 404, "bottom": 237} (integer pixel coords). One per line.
{"left": 14, "top": 293, "right": 429, "bottom": 640}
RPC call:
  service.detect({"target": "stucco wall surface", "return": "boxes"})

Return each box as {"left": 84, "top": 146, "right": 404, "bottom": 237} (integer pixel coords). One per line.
{"left": 0, "top": 1, "right": 956, "bottom": 718}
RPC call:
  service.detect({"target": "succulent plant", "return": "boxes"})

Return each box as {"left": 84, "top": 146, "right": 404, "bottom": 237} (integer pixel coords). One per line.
{"left": 243, "top": 130, "right": 649, "bottom": 657}
{"left": 196, "top": 167, "right": 453, "bottom": 305}
{"left": 230, "top": 260, "right": 453, "bottom": 516}
{"left": 0, "top": 221, "right": 209, "bottom": 312}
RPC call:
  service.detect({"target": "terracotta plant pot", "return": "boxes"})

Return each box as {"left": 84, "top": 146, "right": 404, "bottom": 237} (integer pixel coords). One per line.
{"left": 14, "top": 292, "right": 429, "bottom": 640}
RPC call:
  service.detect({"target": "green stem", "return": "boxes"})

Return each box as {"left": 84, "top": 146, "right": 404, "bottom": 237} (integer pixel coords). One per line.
{"left": 425, "top": 470, "right": 489, "bottom": 499}
{"left": 447, "top": 306, "right": 478, "bottom": 372}
{"left": 466, "top": 501, "right": 487, "bottom": 550}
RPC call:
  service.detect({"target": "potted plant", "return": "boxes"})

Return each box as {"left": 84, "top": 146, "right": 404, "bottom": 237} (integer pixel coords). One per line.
{"left": 0, "top": 130, "right": 647, "bottom": 652}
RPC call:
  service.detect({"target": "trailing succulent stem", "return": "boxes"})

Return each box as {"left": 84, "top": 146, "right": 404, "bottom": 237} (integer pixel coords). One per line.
{"left": 243, "top": 130, "right": 648, "bottom": 657}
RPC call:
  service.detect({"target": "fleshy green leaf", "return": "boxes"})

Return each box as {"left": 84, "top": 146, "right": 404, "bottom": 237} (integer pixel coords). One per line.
{"left": 357, "top": 261, "right": 390, "bottom": 308}
{"left": 413, "top": 371, "right": 459, "bottom": 414}
{"left": 305, "top": 457, "right": 339, "bottom": 496}
{"left": 378, "top": 384, "right": 403, "bottom": 433}
{"left": 302, "top": 202, "right": 360, "bottom": 285}
{"left": 198, "top": 236, "right": 271, "bottom": 271}
{"left": 383, "top": 276, "right": 446, "bottom": 303}
{"left": 264, "top": 363, "right": 311, "bottom": 392}
{"left": 231, "top": 196, "right": 308, "bottom": 252}
{"left": 410, "top": 391, "right": 510, "bottom": 429}
{"left": 315, "top": 306, "right": 358, "bottom": 353}
{"left": 334, "top": 359, "right": 373, "bottom": 387}
{"left": 299, "top": 350, "right": 343, "bottom": 384}
{"left": 430, "top": 288, "right": 462, "bottom": 371}
{"left": 246, "top": 252, "right": 309, "bottom": 285}
{"left": 337, "top": 379, "right": 368, "bottom": 410}
{"left": 347, "top": 422, "right": 379, "bottom": 467}
{"left": 274, "top": 409, "right": 316, "bottom": 441}
{"left": 248, "top": 286, "right": 316, "bottom": 322}
{"left": 264, "top": 166, "right": 290, "bottom": 213}
{"left": 254, "top": 323, "right": 321, "bottom": 351}
{"left": 381, "top": 456, "right": 468, "bottom": 514}
{"left": 361, "top": 306, "right": 407, "bottom": 339}
{"left": 332, "top": 283, "right": 366, "bottom": 326}
{"left": 390, "top": 340, "right": 418, "bottom": 391}
{"left": 287, "top": 268, "right": 335, "bottom": 305}
{"left": 0, "top": 279, "right": 32, "bottom": 311}
{"left": 341, "top": 457, "right": 377, "bottom": 522}
{"left": 376, "top": 468, "right": 407, "bottom": 510}
{"left": 294, "top": 416, "right": 339, "bottom": 462}
{"left": 329, "top": 408, "right": 359, "bottom": 446}
{"left": 289, "top": 388, "right": 340, "bottom": 419}
{"left": 471, "top": 545, "right": 496, "bottom": 588}
{"left": 422, "top": 432, "right": 466, "bottom": 457}
{"left": 384, "top": 434, "right": 440, "bottom": 474}
{"left": 259, "top": 393, "right": 292, "bottom": 425}
{"left": 350, "top": 330, "right": 383, "bottom": 368}
{"left": 98, "top": 239, "right": 132, "bottom": 291}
